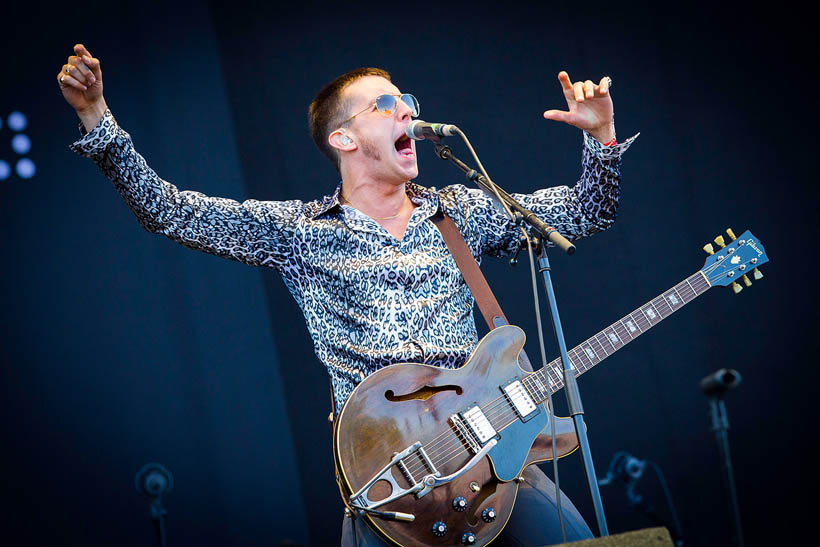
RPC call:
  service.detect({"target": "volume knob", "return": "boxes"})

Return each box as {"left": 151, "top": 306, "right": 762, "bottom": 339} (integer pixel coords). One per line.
{"left": 482, "top": 507, "right": 497, "bottom": 522}
{"left": 432, "top": 521, "right": 447, "bottom": 537}
{"left": 461, "top": 531, "right": 477, "bottom": 545}
{"left": 452, "top": 496, "right": 467, "bottom": 512}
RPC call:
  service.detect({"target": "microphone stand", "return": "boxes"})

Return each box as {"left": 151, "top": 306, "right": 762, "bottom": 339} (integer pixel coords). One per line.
{"left": 701, "top": 369, "right": 744, "bottom": 547}
{"left": 433, "top": 141, "right": 609, "bottom": 537}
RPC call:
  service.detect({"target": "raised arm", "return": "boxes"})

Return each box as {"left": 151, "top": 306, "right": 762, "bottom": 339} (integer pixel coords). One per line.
{"left": 58, "top": 44, "right": 299, "bottom": 269}
{"left": 443, "top": 71, "right": 637, "bottom": 258}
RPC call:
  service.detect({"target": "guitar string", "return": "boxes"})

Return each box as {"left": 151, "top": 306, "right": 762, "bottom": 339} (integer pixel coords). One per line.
{"left": 400, "top": 273, "right": 714, "bottom": 477}
{"left": 401, "top": 279, "right": 708, "bottom": 479}
{"left": 399, "top": 270, "right": 721, "bottom": 478}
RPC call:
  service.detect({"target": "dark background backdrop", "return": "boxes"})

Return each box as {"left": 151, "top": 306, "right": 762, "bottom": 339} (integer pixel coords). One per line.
{"left": 2, "top": 2, "right": 816, "bottom": 545}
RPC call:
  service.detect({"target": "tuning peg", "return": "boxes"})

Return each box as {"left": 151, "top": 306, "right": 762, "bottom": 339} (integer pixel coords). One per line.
{"left": 726, "top": 228, "right": 737, "bottom": 241}
{"left": 714, "top": 235, "right": 726, "bottom": 248}
{"left": 741, "top": 274, "right": 752, "bottom": 287}
{"left": 703, "top": 243, "right": 715, "bottom": 255}
{"left": 753, "top": 267, "right": 763, "bottom": 280}
{"left": 731, "top": 281, "right": 743, "bottom": 294}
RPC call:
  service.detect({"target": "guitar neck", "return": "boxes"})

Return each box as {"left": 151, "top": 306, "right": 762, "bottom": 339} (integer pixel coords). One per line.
{"left": 523, "top": 271, "right": 712, "bottom": 401}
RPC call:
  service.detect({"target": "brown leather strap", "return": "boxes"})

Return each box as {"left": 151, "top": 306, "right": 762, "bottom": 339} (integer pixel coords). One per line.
{"left": 431, "top": 211, "right": 533, "bottom": 371}
{"left": 431, "top": 211, "right": 508, "bottom": 329}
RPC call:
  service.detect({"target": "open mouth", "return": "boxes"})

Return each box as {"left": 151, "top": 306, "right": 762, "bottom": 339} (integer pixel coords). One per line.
{"left": 394, "top": 134, "right": 414, "bottom": 157}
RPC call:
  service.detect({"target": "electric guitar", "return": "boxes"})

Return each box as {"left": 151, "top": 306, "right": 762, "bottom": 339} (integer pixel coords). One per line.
{"left": 333, "top": 229, "right": 768, "bottom": 546}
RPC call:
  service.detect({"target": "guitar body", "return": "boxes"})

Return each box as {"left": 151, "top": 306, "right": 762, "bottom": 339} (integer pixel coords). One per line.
{"left": 334, "top": 326, "right": 578, "bottom": 546}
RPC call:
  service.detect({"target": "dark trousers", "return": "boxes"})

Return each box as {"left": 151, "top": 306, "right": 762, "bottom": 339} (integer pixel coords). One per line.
{"left": 341, "top": 465, "right": 593, "bottom": 546}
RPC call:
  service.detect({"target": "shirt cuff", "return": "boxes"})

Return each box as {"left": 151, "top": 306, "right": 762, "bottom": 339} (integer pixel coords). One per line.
{"left": 69, "top": 109, "right": 117, "bottom": 158}
{"left": 583, "top": 130, "right": 639, "bottom": 161}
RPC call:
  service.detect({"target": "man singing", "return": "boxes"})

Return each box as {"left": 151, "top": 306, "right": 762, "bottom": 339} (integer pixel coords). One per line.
{"left": 59, "top": 43, "right": 635, "bottom": 545}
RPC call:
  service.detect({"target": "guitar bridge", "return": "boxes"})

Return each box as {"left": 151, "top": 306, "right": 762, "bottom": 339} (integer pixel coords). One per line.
{"left": 349, "top": 442, "right": 436, "bottom": 513}
{"left": 349, "top": 433, "right": 498, "bottom": 515}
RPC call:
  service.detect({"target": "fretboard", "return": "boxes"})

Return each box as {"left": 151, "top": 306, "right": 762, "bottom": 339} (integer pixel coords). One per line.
{"left": 521, "top": 271, "right": 712, "bottom": 403}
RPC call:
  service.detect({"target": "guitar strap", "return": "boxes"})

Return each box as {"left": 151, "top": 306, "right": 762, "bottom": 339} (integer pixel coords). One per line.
{"left": 430, "top": 211, "right": 533, "bottom": 372}
{"left": 328, "top": 210, "right": 532, "bottom": 424}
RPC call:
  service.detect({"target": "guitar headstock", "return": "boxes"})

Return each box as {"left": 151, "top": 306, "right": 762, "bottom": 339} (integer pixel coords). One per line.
{"left": 701, "top": 229, "right": 768, "bottom": 293}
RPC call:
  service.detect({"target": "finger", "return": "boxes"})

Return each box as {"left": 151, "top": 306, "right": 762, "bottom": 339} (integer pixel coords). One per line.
{"left": 57, "top": 71, "right": 87, "bottom": 91}
{"left": 584, "top": 80, "right": 595, "bottom": 99}
{"left": 557, "top": 71, "right": 573, "bottom": 92}
{"left": 598, "top": 76, "right": 610, "bottom": 95}
{"left": 69, "top": 56, "right": 95, "bottom": 84}
{"left": 543, "top": 109, "right": 572, "bottom": 123}
{"left": 82, "top": 54, "right": 102, "bottom": 81}
{"left": 63, "top": 63, "right": 88, "bottom": 85}
{"left": 74, "top": 43, "right": 92, "bottom": 59}
{"left": 573, "top": 81, "right": 585, "bottom": 102}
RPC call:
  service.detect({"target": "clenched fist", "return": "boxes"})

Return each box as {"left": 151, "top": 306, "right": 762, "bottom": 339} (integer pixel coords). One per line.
{"left": 58, "top": 44, "right": 107, "bottom": 132}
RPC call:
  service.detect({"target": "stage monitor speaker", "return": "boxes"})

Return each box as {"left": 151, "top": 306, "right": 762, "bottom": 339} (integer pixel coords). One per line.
{"left": 548, "top": 527, "right": 674, "bottom": 547}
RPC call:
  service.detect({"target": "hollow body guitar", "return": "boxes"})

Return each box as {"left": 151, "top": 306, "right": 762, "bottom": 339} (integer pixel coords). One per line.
{"left": 333, "top": 229, "right": 767, "bottom": 546}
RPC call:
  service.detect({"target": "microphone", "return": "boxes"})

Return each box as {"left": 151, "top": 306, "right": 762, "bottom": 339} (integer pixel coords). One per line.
{"left": 135, "top": 463, "right": 173, "bottom": 547}
{"left": 135, "top": 463, "right": 174, "bottom": 499}
{"left": 700, "top": 368, "right": 741, "bottom": 397}
{"left": 598, "top": 451, "right": 645, "bottom": 486}
{"left": 405, "top": 120, "right": 460, "bottom": 140}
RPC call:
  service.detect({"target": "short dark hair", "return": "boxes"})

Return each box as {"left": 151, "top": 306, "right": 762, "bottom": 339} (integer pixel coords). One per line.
{"left": 308, "top": 67, "right": 391, "bottom": 172}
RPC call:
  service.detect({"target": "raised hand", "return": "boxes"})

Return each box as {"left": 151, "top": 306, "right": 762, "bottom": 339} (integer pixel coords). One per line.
{"left": 57, "top": 44, "right": 107, "bottom": 131}
{"left": 543, "top": 71, "right": 615, "bottom": 144}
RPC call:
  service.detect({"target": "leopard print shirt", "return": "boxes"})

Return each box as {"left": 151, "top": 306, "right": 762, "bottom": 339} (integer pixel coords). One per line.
{"left": 71, "top": 110, "right": 637, "bottom": 410}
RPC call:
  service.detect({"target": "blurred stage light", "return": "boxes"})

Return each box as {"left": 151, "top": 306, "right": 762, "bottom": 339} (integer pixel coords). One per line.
{"left": 16, "top": 158, "right": 35, "bottom": 179}
{"left": 8, "top": 111, "right": 27, "bottom": 131}
{"left": 12, "top": 134, "right": 31, "bottom": 154}
{"left": 1, "top": 110, "right": 35, "bottom": 180}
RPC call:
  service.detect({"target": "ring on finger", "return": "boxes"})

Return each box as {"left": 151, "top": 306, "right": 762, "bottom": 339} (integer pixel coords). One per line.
{"left": 60, "top": 75, "right": 66, "bottom": 84}
{"left": 606, "top": 76, "right": 613, "bottom": 88}
{"left": 65, "top": 65, "right": 71, "bottom": 74}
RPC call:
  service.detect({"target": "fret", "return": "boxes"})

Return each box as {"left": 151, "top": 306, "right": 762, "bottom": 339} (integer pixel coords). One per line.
{"left": 569, "top": 346, "right": 590, "bottom": 369}
{"left": 532, "top": 269, "right": 714, "bottom": 400}
{"left": 616, "top": 321, "right": 632, "bottom": 340}
{"left": 647, "top": 301, "right": 663, "bottom": 320}
{"left": 635, "top": 308, "right": 649, "bottom": 327}
{"left": 527, "top": 373, "right": 544, "bottom": 398}
{"left": 581, "top": 343, "right": 599, "bottom": 364}
{"left": 654, "top": 297, "right": 672, "bottom": 318}
{"left": 606, "top": 327, "right": 624, "bottom": 348}
{"left": 664, "top": 288, "right": 683, "bottom": 308}
{"left": 534, "top": 374, "right": 548, "bottom": 400}
{"left": 593, "top": 333, "right": 612, "bottom": 356}
{"left": 603, "top": 329, "right": 619, "bottom": 350}
{"left": 545, "top": 368, "right": 560, "bottom": 391}
{"left": 521, "top": 375, "right": 536, "bottom": 398}
{"left": 683, "top": 278, "right": 697, "bottom": 299}
{"left": 616, "top": 320, "right": 632, "bottom": 341}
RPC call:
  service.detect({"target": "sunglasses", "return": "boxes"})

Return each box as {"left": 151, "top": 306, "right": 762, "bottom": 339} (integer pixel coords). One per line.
{"left": 340, "top": 93, "right": 420, "bottom": 126}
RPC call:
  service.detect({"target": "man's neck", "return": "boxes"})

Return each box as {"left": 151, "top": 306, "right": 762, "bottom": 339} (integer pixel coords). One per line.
{"left": 340, "top": 175, "right": 410, "bottom": 220}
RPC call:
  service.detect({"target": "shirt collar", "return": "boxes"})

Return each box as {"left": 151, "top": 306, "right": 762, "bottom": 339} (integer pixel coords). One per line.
{"left": 310, "top": 181, "right": 441, "bottom": 220}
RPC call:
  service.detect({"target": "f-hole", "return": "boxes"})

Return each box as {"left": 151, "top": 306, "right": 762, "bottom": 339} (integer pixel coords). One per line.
{"left": 385, "top": 385, "right": 463, "bottom": 402}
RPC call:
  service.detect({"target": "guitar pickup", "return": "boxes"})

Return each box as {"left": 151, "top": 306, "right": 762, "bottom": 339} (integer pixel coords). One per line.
{"left": 501, "top": 378, "right": 539, "bottom": 422}
{"left": 451, "top": 404, "right": 498, "bottom": 454}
